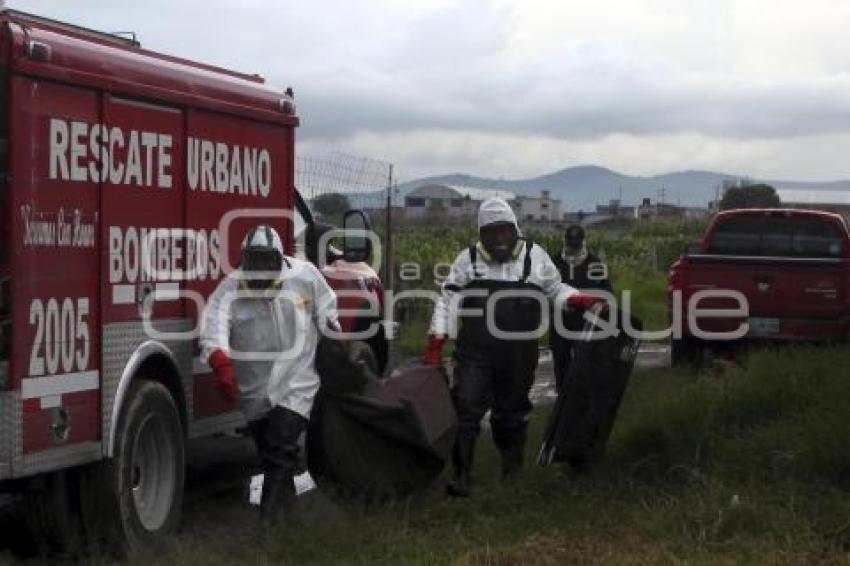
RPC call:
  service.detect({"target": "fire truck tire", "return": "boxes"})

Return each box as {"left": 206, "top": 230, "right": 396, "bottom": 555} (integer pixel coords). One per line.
{"left": 24, "top": 469, "right": 85, "bottom": 554}
{"left": 106, "top": 380, "right": 185, "bottom": 551}
{"left": 350, "top": 341, "right": 380, "bottom": 378}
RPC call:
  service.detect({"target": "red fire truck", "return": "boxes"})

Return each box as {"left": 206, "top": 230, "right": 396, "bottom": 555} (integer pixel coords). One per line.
{"left": 0, "top": 10, "right": 388, "bottom": 551}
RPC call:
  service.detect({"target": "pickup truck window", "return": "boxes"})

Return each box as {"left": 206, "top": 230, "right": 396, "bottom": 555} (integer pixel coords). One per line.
{"left": 707, "top": 216, "right": 844, "bottom": 258}
{"left": 708, "top": 218, "right": 762, "bottom": 255}
{"left": 794, "top": 219, "right": 844, "bottom": 257}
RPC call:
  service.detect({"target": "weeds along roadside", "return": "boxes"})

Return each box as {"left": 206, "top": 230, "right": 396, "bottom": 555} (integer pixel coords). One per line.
{"left": 111, "top": 345, "right": 850, "bottom": 565}
{"left": 611, "top": 345, "right": 850, "bottom": 488}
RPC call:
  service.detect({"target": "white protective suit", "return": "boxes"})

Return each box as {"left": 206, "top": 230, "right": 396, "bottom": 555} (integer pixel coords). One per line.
{"left": 429, "top": 198, "right": 579, "bottom": 337}
{"left": 200, "top": 228, "right": 339, "bottom": 421}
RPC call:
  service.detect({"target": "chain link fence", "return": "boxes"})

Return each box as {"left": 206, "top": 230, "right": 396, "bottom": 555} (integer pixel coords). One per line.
{"left": 295, "top": 151, "right": 419, "bottom": 361}
{"left": 296, "top": 151, "right": 396, "bottom": 224}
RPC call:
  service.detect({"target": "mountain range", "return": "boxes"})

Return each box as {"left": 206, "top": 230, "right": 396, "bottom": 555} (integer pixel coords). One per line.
{"left": 397, "top": 166, "right": 850, "bottom": 211}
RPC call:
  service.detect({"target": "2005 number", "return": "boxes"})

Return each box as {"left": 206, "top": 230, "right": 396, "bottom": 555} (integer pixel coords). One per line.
{"left": 29, "top": 297, "right": 90, "bottom": 376}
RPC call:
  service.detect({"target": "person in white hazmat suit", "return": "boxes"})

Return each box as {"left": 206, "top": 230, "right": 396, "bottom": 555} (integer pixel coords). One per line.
{"left": 200, "top": 225, "right": 339, "bottom": 520}
{"left": 422, "top": 199, "right": 605, "bottom": 497}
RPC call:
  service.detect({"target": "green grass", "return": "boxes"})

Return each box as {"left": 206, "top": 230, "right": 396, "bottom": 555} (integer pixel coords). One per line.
{"left": 106, "top": 346, "right": 850, "bottom": 565}
{"left": 610, "top": 262, "right": 668, "bottom": 333}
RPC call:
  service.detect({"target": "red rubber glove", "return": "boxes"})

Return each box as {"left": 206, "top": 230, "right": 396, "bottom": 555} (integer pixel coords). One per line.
{"left": 209, "top": 349, "right": 238, "bottom": 405}
{"left": 422, "top": 335, "right": 447, "bottom": 365}
{"left": 566, "top": 292, "right": 607, "bottom": 312}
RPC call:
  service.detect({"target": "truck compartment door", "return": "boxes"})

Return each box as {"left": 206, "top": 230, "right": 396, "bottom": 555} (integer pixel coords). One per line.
{"left": 100, "top": 95, "right": 185, "bottom": 323}
{"left": 11, "top": 78, "right": 101, "bottom": 455}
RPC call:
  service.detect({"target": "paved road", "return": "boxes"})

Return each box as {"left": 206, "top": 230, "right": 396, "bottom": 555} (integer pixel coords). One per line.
{"left": 520, "top": 343, "right": 670, "bottom": 406}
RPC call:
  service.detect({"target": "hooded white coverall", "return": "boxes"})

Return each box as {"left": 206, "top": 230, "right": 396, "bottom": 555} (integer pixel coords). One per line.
{"left": 430, "top": 199, "right": 578, "bottom": 337}
{"left": 200, "top": 228, "right": 339, "bottom": 421}
{"left": 430, "top": 198, "right": 579, "bottom": 485}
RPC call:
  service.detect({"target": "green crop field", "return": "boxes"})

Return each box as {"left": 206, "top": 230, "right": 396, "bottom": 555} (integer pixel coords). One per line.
{"left": 391, "top": 218, "right": 707, "bottom": 358}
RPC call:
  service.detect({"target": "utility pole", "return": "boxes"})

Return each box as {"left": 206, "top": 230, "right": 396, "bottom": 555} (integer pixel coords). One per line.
{"left": 384, "top": 164, "right": 394, "bottom": 293}
{"left": 384, "top": 165, "right": 396, "bottom": 376}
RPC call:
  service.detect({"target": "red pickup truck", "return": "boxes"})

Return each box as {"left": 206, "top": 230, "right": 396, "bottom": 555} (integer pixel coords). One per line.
{"left": 668, "top": 208, "right": 850, "bottom": 364}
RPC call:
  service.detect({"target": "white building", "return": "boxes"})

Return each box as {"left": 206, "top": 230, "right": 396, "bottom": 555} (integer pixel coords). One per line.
{"left": 776, "top": 188, "right": 850, "bottom": 217}
{"left": 404, "top": 184, "right": 516, "bottom": 219}
{"left": 511, "top": 190, "right": 561, "bottom": 222}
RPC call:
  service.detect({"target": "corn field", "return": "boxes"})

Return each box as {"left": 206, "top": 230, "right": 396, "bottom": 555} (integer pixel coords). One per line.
{"left": 390, "top": 218, "right": 709, "bottom": 356}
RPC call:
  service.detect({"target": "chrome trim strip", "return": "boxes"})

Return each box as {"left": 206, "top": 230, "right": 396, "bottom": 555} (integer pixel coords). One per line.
{"left": 106, "top": 340, "right": 177, "bottom": 458}
{"left": 689, "top": 254, "right": 844, "bottom": 265}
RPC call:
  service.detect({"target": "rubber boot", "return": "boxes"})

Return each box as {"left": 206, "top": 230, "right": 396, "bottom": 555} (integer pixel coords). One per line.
{"left": 500, "top": 443, "right": 524, "bottom": 482}
{"left": 260, "top": 471, "right": 296, "bottom": 523}
{"left": 446, "top": 436, "right": 475, "bottom": 498}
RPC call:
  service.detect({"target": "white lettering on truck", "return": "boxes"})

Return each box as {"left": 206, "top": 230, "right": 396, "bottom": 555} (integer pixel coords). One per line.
{"left": 21, "top": 205, "right": 97, "bottom": 248}
{"left": 108, "top": 226, "right": 221, "bottom": 284}
{"left": 186, "top": 137, "right": 270, "bottom": 197}
{"left": 48, "top": 118, "right": 272, "bottom": 198}
{"left": 50, "top": 118, "right": 173, "bottom": 188}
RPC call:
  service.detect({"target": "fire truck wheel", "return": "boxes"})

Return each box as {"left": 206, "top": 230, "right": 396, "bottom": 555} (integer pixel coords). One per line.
{"left": 108, "top": 380, "right": 185, "bottom": 551}
{"left": 349, "top": 341, "right": 380, "bottom": 378}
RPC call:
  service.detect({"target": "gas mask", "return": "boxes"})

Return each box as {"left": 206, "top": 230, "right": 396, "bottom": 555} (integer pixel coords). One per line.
{"left": 241, "top": 225, "right": 285, "bottom": 290}
{"left": 562, "top": 225, "right": 588, "bottom": 265}
{"left": 480, "top": 222, "right": 519, "bottom": 264}
{"left": 242, "top": 248, "right": 283, "bottom": 290}
{"left": 562, "top": 241, "right": 588, "bottom": 266}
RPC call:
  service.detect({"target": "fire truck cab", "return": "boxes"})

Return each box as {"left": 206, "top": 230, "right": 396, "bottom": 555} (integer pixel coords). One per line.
{"left": 0, "top": 10, "right": 387, "bottom": 551}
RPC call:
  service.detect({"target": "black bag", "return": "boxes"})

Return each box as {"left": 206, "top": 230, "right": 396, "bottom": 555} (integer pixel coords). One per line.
{"left": 538, "top": 307, "right": 642, "bottom": 468}
{"left": 309, "top": 342, "right": 457, "bottom": 500}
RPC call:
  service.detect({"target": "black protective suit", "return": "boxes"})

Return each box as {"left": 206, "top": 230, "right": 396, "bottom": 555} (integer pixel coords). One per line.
{"left": 452, "top": 244, "right": 543, "bottom": 480}
{"left": 429, "top": 198, "right": 577, "bottom": 495}
{"left": 550, "top": 251, "right": 612, "bottom": 394}
{"left": 247, "top": 407, "right": 306, "bottom": 518}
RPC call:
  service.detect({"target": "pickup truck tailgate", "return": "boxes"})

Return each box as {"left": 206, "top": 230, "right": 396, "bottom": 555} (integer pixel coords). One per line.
{"left": 683, "top": 255, "right": 845, "bottom": 320}
{"left": 677, "top": 211, "right": 850, "bottom": 340}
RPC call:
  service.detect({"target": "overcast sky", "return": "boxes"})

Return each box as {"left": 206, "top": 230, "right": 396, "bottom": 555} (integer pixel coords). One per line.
{"left": 13, "top": 0, "right": 850, "bottom": 182}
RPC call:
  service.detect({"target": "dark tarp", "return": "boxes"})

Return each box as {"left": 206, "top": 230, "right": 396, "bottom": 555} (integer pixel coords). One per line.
{"left": 308, "top": 339, "right": 457, "bottom": 500}
{"left": 538, "top": 307, "right": 642, "bottom": 468}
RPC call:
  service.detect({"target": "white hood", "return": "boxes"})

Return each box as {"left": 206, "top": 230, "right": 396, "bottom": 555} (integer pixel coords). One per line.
{"left": 477, "top": 198, "right": 520, "bottom": 232}
{"left": 242, "top": 225, "right": 284, "bottom": 254}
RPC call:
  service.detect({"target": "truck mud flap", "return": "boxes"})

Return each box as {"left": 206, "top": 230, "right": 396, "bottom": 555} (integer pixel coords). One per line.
{"left": 538, "top": 307, "right": 641, "bottom": 468}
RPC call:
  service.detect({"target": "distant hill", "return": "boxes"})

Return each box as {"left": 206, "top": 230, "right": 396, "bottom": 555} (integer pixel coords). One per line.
{"left": 397, "top": 166, "right": 850, "bottom": 211}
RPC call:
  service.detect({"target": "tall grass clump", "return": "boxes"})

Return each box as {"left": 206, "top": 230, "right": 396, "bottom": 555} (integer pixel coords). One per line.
{"left": 611, "top": 346, "right": 850, "bottom": 491}
{"left": 101, "top": 346, "right": 850, "bottom": 565}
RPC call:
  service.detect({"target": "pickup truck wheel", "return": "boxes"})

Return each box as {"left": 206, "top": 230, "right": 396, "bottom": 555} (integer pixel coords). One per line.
{"left": 105, "top": 380, "right": 185, "bottom": 553}
{"left": 671, "top": 337, "right": 703, "bottom": 368}
{"left": 349, "top": 341, "right": 380, "bottom": 378}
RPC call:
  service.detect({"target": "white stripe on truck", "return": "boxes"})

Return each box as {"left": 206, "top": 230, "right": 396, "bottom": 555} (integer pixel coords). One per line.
{"left": 22, "top": 371, "right": 100, "bottom": 399}
{"left": 155, "top": 282, "right": 181, "bottom": 301}
{"left": 112, "top": 284, "right": 136, "bottom": 305}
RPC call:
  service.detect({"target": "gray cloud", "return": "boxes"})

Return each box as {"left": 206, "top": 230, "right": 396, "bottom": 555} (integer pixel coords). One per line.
{"left": 13, "top": 0, "right": 850, "bottom": 180}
